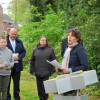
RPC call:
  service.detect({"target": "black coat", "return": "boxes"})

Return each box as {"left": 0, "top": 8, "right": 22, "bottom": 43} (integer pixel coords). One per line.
{"left": 30, "top": 44, "right": 56, "bottom": 77}
{"left": 61, "top": 38, "right": 68, "bottom": 57}
{"left": 61, "top": 38, "right": 83, "bottom": 57}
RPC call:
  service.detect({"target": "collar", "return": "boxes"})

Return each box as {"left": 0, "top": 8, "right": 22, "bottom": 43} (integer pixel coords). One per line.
{"left": 7, "top": 35, "right": 20, "bottom": 43}
{"left": 9, "top": 37, "right": 15, "bottom": 42}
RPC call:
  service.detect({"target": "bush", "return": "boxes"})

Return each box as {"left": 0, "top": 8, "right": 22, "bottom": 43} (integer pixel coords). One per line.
{"left": 19, "top": 5, "right": 69, "bottom": 67}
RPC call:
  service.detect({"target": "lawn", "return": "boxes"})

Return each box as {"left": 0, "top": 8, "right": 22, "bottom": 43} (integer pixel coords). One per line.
{"left": 9, "top": 70, "right": 99, "bottom": 100}
{"left": 9, "top": 70, "right": 53, "bottom": 100}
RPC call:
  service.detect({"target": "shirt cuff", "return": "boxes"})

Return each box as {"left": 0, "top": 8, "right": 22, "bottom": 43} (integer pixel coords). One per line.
{"left": 69, "top": 68, "right": 72, "bottom": 73}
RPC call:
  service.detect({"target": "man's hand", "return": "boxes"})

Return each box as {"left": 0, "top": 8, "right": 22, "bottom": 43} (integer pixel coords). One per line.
{"left": 13, "top": 56, "right": 19, "bottom": 61}
{"left": 62, "top": 67, "right": 69, "bottom": 74}
{"left": 5, "top": 66, "right": 11, "bottom": 70}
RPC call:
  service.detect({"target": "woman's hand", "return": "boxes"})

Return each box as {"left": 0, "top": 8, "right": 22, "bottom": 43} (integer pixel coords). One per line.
{"left": 5, "top": 66, "right": 10, "bottom": 70}
{"left": 56, "top": 68, "right": 59, "bottom": 72}
{"left": 0, "top": 65, "right": 3, "bottom": 68}
{"left": 56, "top": 68, "right": 61, "bottom": 72}
{"left": 62, "top": 67, "right": 69, "bottom": 74}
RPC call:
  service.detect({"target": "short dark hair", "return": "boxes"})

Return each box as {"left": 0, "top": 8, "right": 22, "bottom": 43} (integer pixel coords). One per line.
{"left": 66, "top": 26, "right": 74, "bottom": 32}
{"left": 67, "top": 28, "right": 82, "bottom": 44}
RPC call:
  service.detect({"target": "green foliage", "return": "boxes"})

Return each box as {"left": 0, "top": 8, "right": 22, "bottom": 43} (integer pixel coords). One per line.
{"left": 8, "top": 0, "right": 30, "bottom": 23}
{"left": 8, "top": 0, "right": 100, "bottom": 97}
{"left": 18, "top": 2, "right": 100, "bottom": 78}
{"left": 80, "top": 15, "right": 100, "bottom": 70}
{"left": 49, "top": 72, "right": 61, "bottom": 79}
{"left": 59, "top": 0, "right": 100, "bottom": 72}
{"left": 97, "top": 65, "right": 100, "bottom": 81}
{"left": 29, "top": 0, "right": 57, "bottom": 21}
{"left": 19, "top": 5, "right": 68, "bottom": 66}
{"left": 81, "top": 83, "right": 100, "bottom": 96}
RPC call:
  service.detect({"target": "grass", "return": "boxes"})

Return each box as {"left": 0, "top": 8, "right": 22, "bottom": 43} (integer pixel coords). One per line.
{"left": 10, "top": 70, "right": 53, "bottom": 100}
{"left": 10, "top": 73, "right": 39, "bottom": 100}
{"left": 9, "top": 70, "right": 99, "bottom": 100}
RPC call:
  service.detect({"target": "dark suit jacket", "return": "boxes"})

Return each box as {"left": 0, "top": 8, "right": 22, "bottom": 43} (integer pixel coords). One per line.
{"left": 61, "top": 38, "right": 83, "bottom": 57}
{"left": 7, "top": 36, "right": 26, "bottom": 72}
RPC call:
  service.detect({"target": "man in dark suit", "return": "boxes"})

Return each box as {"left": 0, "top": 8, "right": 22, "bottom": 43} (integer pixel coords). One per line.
{"left": 61, "top": 26, "right": 83, "bottom": 57}
{"left": 7, "top": 28, "right": 26, "bottom": 100}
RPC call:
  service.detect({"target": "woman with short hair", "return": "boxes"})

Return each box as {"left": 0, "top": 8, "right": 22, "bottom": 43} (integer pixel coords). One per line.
{"left": 62, "top": 28, "right": 88, "bottom": 74}
{"left": 30, "top": 36, "right": 56, "bottom": 100}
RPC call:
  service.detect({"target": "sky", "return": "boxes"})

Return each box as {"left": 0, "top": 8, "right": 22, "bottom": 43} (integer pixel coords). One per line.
{"left": 0, "top": 0, "right": 12, "bottom": 14}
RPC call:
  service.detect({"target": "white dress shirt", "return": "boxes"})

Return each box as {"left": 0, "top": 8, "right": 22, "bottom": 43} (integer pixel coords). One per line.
{"left": 9, "top": 37, "right": 16, "bottom": 52}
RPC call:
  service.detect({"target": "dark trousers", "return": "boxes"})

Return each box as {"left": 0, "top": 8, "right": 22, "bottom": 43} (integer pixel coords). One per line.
{"left": 36, "top": 76, "right": 49, "bottom": 100}
{"left": 7, "top": 71, "right": 21, "bottom": 100}
{"left": 0, "top": 75, "right": 10, "bottom": 100}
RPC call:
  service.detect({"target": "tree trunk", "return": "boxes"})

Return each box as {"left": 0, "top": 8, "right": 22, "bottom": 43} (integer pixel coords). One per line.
{"left": 0, "top": 5, "right": 4, "bottom": 36}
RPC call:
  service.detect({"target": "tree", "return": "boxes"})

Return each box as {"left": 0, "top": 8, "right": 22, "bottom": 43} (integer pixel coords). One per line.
{"left": 7, "top": 0, "right": 30, "bottom": 24}
{"left": 29, "top": 0, "right": 57, "bottom": 21}
{"left": 8, "top": 0, "right": 100, "bottom": 78}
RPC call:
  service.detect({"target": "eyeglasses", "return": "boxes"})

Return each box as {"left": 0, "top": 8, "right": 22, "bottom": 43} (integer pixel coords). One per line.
{"left": 40, "top": 40, "right": 46, "bottom": 41}
{"left": 11, "top": 33, "right": 17, "bottom": 36}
